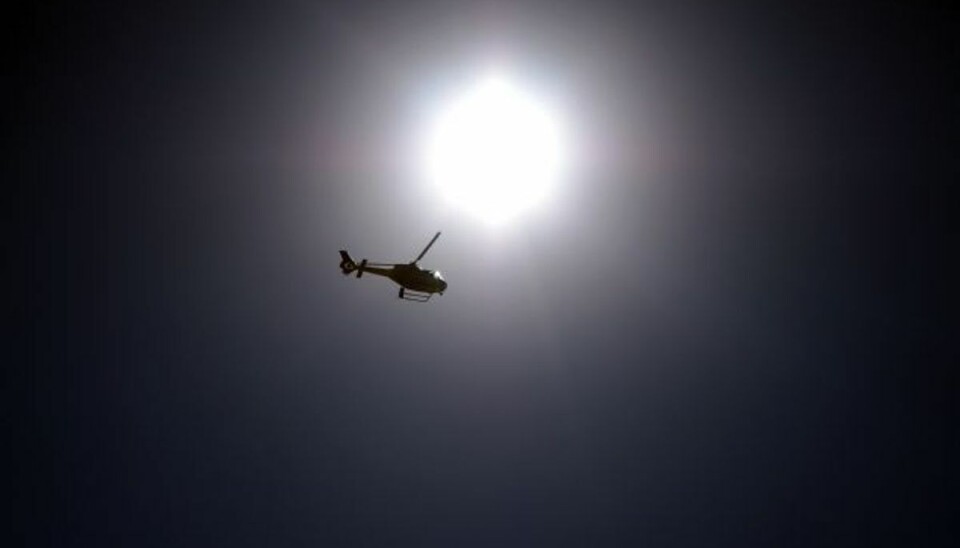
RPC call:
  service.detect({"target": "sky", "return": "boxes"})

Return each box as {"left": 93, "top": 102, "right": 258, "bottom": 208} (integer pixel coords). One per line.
{"left": 16, "top": 1, "right": 955, "bottom": 546}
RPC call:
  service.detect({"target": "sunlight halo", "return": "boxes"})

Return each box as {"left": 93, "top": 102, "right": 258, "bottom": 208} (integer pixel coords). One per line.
{"left": 423, "top": 74, "right": 565, "bottom": 225}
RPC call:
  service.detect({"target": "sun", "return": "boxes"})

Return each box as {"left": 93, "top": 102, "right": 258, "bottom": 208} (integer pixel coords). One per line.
{"left": 423, "top": 74, "right": 565, "bottom": 225}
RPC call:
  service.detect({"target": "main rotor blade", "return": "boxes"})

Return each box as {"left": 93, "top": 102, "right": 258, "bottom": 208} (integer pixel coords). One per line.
{"left": 413, "top": 231, "right": 441, "bottom": 263}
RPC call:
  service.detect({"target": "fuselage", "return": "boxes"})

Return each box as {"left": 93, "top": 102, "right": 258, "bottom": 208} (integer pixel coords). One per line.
{"left": 363, "top": 263, "right": 447, "bottom": 294}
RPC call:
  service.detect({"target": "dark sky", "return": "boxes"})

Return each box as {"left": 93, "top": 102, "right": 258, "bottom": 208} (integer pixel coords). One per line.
{"left": 17, "top": 1, "right": 955, "bottom": 546}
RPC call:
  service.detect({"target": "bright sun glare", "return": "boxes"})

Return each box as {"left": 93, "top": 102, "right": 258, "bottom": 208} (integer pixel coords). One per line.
{"left": 424, "top": 74, "right": 565, "bottom": 225}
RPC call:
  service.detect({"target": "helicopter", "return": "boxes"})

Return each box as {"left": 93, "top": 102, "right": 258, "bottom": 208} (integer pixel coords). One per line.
{"left": 339, "top": 231, "right": 447, "bottom": 302}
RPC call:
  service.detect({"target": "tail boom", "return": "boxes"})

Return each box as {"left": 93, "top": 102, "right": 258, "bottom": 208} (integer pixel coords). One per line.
{"left": 340, "top": 251, "right": 389, "bottom": 279}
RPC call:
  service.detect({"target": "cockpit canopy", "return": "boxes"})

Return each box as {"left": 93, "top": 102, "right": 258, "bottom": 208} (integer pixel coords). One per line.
{"left": 432, "top": 270, "right": 444, "bottom": 281}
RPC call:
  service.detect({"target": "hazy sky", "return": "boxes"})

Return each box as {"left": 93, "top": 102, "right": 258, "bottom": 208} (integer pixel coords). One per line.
{"left": 19, "top": 1, "right": 954, "bottom": 546}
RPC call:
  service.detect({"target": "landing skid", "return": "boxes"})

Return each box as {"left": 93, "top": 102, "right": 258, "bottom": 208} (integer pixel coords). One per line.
{"left": 399, "top": 287, "right": 432, "bottom": 302}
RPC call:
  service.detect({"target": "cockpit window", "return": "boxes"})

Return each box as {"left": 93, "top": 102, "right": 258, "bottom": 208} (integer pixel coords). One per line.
{"left": 432, "top": 271, "right": 444, "bottom": 280}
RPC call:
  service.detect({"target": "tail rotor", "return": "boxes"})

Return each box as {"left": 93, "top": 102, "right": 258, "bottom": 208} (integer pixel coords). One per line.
{"left": 339, "top": 250, "right": 368, "bottom": 278}
{"left": 339, "top": 250, "right": 357, "bottom": 275}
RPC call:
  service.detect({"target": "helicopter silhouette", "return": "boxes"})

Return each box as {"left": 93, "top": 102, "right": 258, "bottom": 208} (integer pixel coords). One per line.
{"left": 339, "top": 232, "right": 447, "bottom": 302}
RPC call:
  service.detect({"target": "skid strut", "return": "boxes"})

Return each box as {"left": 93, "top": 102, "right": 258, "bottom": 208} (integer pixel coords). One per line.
{"left": 399, "top": 287, "right": 432, "bottom": 302}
